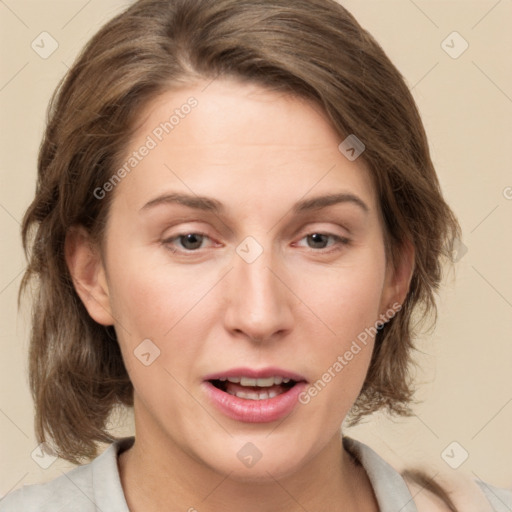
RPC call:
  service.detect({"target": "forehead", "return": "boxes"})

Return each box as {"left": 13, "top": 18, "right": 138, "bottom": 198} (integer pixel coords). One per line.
{"left": 112, "top": 78, "right": 377, "bottom": 215}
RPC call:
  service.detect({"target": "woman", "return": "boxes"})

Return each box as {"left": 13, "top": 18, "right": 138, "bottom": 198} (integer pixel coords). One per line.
{"left": 1, "top": 0, "right": 510, "bottom": 510}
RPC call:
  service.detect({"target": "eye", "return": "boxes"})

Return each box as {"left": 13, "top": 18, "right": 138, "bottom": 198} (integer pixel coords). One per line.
{"left": 163, "top": 232, "right": 213, "bottom": 252}
{"left": 296, "top": 233, "right": 349, "bottom": 250}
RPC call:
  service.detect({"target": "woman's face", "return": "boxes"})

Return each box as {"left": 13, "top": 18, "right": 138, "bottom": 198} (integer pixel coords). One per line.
{"left": 78, "top": 79, "right": 407, "bottom": 480}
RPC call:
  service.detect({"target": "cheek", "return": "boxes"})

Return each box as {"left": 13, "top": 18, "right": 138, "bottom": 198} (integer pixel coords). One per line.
{"left": 106, "top": 250, "right": 211, "bottom": 336}
{"left": 105, "top": 251, "right": 222, "bottom": 385}
{"left": 295, "top": 250, "right": 387, "bottom": 340}
{"left": 106, "top": 263, "right": 206, "bottom": 422}
{"left": 293, "top": 249, "right": 387, "bottom": 405}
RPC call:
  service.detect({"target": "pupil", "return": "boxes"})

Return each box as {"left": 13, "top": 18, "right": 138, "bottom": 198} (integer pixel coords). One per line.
{"left": 308, "top": 233, "right": 327, "bottom": 248}
{"left": 181, "top": 233, "right": 203, "bottom": 250}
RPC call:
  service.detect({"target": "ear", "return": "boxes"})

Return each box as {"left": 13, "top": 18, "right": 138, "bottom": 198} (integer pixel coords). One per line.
{"left": 65, "top": 226, "right": 114, "bottom": 326}
{"left": 379, "top": 238, "right": 415, "bottom": 314}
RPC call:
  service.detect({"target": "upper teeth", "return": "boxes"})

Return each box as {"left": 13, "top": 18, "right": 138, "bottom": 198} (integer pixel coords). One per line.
{"left": 218, "top": 376, "right": 291, "bottom": 387}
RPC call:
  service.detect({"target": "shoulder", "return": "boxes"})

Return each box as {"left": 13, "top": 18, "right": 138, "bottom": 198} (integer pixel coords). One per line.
{"left": 0, "top": 437, "right": 133, "bottom": 512}
{"left": 403, "top": 470, "right": 512, "bottom": 512}
{"left": 344, "top": 436, "right": 511, "bottom": 512}
{"left": 476, "top": 480, "right": 512, "bottom": 512}
{"left": 0, "top": 463, "right": 95, "bottom": 512}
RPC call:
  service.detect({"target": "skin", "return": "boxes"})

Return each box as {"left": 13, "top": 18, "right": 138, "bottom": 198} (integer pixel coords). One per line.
{"left": 66, "top": 78, "right": 414, "bottom": 512}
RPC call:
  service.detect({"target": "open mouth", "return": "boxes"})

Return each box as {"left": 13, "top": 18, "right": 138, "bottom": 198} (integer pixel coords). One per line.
{"left": 209, "top": 376, "right": 298, "bottom": 400}
{"left": 203, "top": 369, "right": 308, "bottom": 422}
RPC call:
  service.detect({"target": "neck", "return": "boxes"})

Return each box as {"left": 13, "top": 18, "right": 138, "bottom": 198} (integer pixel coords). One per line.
{"left": 118, "top": 413, "right": 378, "bottom": 512}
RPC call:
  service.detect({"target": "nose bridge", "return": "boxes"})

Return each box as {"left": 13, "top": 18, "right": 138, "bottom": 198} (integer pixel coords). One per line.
{"left": 223, "top": 242, "right": 293, "bottom": 341}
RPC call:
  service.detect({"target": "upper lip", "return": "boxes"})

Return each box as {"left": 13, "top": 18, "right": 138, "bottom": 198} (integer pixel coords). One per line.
{"left": 203, "top": 367, "right": 307, "bottom": 382}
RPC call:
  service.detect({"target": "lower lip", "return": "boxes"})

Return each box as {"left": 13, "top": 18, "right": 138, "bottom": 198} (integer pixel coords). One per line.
{"left": 203, "top": 381, "right": 307, "bottom": 423}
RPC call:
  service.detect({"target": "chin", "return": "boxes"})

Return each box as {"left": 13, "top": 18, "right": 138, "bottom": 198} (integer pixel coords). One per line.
{"left": 196, "top": 435, "right": 313, "bottom": 483}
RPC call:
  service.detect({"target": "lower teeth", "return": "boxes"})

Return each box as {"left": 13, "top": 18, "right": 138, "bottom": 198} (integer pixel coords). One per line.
{"left": 227, "top": 389, "right": 280, "bottom": 400}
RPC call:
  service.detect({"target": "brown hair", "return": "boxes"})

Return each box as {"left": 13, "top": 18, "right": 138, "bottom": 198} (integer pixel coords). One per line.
{"left": 20, "top": 0, "right": 460, "bottom": 464}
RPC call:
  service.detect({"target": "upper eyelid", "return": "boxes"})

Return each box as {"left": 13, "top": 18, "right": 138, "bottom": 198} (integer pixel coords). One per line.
{"left": 161, "top": 219, "right": 352, "bottom": 238}
{"left": 159, "top": 216, "right": 354, "bottom": 240}
{"left": 163, "top": 231, "right": 349, "bottom": 252}
{"left": 163, "top": 232, "right": 214, "bottom": 244}
{"left": 293, "top": 233, "right": 350, "bottom": 247}
{"left": 290, "top": 223, "right": 352, "bottom": 243}
{"left": 163, "top": 232, "right": 221, "bottom": 253}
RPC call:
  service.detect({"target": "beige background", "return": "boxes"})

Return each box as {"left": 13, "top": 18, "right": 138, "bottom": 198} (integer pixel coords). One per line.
{"left": 1, "top": 0, "right": 511, "bottom": 497}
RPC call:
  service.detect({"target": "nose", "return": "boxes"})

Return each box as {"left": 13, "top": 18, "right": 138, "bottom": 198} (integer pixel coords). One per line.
{"left": 222, "top": 248, "right": 295, "bottom": 343}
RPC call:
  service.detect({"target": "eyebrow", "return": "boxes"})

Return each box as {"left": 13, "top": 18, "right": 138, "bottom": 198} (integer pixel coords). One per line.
{"left": 140, "top": 192, "right": 225, "bottom": 213}
{"left": 293, "top": 192, "right": 369, "bottom": 214}
{"left": 140, "top": 191, "right": 369, "bottom": 214}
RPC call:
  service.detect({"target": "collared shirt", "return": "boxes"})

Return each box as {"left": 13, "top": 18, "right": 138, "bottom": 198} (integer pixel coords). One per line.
{"left": 0, "top": 437, "right": 510, "bottom": 511}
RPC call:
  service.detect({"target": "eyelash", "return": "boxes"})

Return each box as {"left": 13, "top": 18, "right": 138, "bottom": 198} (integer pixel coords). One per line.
{"left": 163, "top": 232, "right": 217, "bottom": 253}
{"left": 162, "top": 232, "right": 350, "bottom": 254}
{"left": 294, "top": 233, "right": 350, "bottom": 252}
